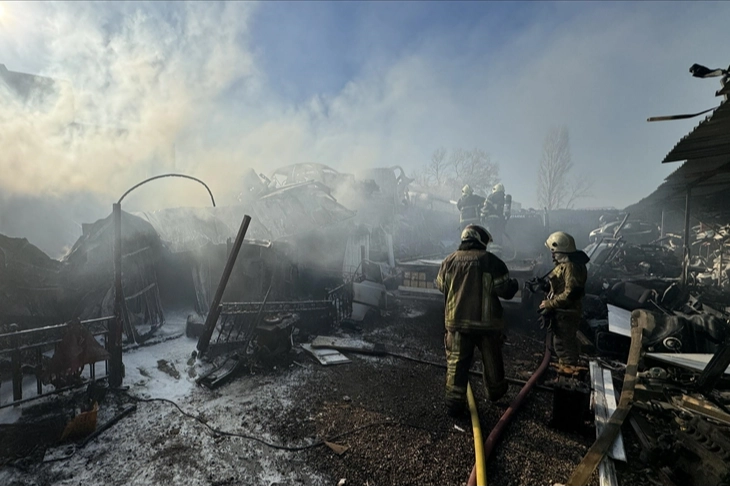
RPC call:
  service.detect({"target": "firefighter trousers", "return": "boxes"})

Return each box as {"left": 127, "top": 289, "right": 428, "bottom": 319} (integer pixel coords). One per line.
{"left": 444, "top": 330, "right": 507, "bottom": 410}
{"left": 552, "top": 311, "right": 581, "bottom": 366}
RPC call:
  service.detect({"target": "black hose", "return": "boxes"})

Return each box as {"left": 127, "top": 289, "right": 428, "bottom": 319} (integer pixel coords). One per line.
{"left": 123, "top": 392, "right": 431, "bottom": 452}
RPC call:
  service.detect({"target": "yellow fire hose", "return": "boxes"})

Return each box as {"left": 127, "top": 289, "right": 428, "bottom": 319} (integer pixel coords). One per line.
{"left": 467, "top": 382, "right": 487, "bottom": 486}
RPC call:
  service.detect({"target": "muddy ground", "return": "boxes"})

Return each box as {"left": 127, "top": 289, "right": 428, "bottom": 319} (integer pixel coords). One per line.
{"left": 0, "top": 300, "right": 654, "bottom": 485}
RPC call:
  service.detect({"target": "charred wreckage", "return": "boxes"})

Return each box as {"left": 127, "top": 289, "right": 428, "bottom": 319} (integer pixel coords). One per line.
{"left": 2, "top": 63, "right": 730, "bottom": 486}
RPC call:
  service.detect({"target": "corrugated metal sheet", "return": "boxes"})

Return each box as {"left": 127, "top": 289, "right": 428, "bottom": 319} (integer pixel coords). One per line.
{"left": 628, "top": 79, "right": 730, "bottom": 216}
{"left": 663, "top": 100, "right": 730, "bottom": 163}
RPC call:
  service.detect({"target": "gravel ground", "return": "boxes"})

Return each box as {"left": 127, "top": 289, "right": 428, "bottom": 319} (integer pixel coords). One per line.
{"left": 0, "top": 300, "right": 654, "bottom": 485}
{"left": 272, "top": 301, "right": 605, "bottom": 486}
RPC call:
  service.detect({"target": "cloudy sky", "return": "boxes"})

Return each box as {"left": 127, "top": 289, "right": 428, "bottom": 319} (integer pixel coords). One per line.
{"left": 0, "top": 1, "right": 729, "bottom": 252}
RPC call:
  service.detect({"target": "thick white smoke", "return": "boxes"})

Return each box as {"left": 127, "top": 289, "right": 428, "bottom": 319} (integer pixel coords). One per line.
{"left": 1, "top": 1, "right": 257, "bottom": 207}
{"left": 1, "top": 0, "right": 730, "bottom": 258}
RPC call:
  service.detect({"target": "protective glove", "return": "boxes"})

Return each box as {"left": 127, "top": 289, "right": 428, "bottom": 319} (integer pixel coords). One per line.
{"left": 501, "top": 278, "right": 519, "bottom": 300}
{"left": 538, "top": 309, "right": 554, "bottom": 331}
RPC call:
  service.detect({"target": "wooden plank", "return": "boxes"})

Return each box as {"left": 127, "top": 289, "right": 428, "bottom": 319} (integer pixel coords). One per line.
{"left": 568, "top": 317, "right": 642, "bottom": 486}
{"left": 677, "top": 394, "right": 730, "bottom": 425}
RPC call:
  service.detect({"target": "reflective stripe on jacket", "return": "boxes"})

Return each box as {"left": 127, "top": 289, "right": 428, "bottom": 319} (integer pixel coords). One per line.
{"left": 436, "top": 249, "right": 513, "bottom": 333}
{"left": 545, "top": 257, "right": 588, "bottom": 312}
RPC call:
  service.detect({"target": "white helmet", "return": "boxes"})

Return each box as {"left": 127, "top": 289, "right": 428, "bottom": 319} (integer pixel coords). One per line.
{"left": 545, "top": 231, "right": 576, "bottom": 253}
{"left": 462, "top": 185, "right": 473, "bottom": 196}
{"left": 492, "top": 183, "right": 505, "bottom": 193}
{"left": 461, "top": 225, "right": 492, "bottom": 247}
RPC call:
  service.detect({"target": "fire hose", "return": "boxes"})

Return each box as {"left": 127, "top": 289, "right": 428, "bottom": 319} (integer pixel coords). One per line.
{"left": 467, "top": 382, "right": 487, "bottom": 486}
{"left": 466, "top": 332, "right": 552, "bottom": 486}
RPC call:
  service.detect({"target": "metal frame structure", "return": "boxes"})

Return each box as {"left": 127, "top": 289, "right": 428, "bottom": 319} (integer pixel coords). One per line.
{"left": 643, "top": 72, "right": 730, "bottom": 286}
{"left": 0, "top": 316, "right": 114, "bottom": 409}
{"left": 112, "top": 174, "right": 216, "bottom": 386}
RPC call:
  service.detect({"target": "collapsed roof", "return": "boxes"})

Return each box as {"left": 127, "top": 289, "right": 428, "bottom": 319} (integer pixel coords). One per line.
{"left": 65, "top": 181, "right": 356, "bottom": 259}
{"left": 133, "top": 181, "right": 356, "bottom": 253}
{"left": 627, "top": 76, "right": 730, "bottom": 223}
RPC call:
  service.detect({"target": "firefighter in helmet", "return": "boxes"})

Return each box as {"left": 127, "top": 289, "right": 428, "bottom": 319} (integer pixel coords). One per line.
{"left": 481, "top": 183, "right": 506, "bottom": 246}
{"left": 457, "top": 185, "right": 485, "bottom": 231}
{"left": 539, "top": 231, "right": 590, "bottom": 374}
{"left": 436, "top": 224, "right": 519, "bottom": 416}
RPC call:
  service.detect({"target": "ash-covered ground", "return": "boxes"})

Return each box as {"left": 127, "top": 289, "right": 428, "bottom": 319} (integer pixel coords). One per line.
{"left": 0, "top": 302, "right": 652, "bottom": 486}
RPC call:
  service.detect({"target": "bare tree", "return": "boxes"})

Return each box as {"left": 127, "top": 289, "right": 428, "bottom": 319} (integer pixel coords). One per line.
{"left": 450, "top": 148, "right": 500, "bottom": 197}
{"left": 565, "top": 174, "right": 594, "bottom": 209}
{"left": 424, "top": 147, "right": 449, "bottom": 187}
{"left": 414, "top": 147, "right": 500, "bottom": 200}
{"left": 536, "top": 126, "right": 592, "bottom": 210}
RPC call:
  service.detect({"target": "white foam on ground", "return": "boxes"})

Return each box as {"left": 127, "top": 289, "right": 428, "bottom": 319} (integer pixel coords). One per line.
{"left": 0, "top": 311, "right": 325, "bottom": 485}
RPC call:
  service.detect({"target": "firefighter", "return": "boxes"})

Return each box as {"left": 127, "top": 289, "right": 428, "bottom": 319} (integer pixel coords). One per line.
{"left": 481, "top": 183, "right": 506, "bottom": 246}
{"left": 436, "top": 224, "right": 519, "bottom": 416}
{"left": 457, "top": 185, "right": 485, "bottom": 231}
{"left": 539, "top": 231, "right": 590, "bottom": 374}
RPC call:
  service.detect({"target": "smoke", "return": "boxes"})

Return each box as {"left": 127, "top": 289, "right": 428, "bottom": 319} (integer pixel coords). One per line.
{"left": 1, "top": 1, "right": 257, "bottom": 208}
{"left": 2, "top": 1, "right": 730, "bottom": 258}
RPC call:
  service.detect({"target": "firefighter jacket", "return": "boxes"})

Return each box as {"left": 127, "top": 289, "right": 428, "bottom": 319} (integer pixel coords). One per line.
{"left": 544, "top": 251, "right": 590, "bottom": 313}
{"left": 483, "top": 191, "right": 505, "bottom": 218}
{"left": 457, "top": 194, "right": 486, "bottom": 223}
{"left": 436, "top": 246, "right": 518, "bottom": 333}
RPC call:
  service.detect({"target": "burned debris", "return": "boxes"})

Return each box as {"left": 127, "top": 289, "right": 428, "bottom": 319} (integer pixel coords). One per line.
{"left": 5, "top": 59, "right": 730, "bottom": 486}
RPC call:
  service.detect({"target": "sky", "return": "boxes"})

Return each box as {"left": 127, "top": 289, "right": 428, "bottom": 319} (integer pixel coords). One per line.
{"left": 0, "top": 1, "right": 729, "bottom": 254}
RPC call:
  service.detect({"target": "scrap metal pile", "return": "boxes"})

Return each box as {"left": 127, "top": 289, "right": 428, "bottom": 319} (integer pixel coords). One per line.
{"left": 530, "top": 216, "right": 730, "bottom": 485}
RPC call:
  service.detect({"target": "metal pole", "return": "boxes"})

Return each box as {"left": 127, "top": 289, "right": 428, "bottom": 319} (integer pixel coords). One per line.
{"left": 197, "top": 214, "right": 252, "bottom": 356}
{"left": 682, "top": 187, "right": 692, "bottom": 286}
{"left": 719, "top": 246, "right": 724, "bottom": 288}
{"left": 110, "top": 203, "right": 124, "bottom": 387}
{"left": 10, "top": 324, "right": 22, "bottom": 401}
{"left": 660, "top": 209, "right": 666, "bottom": 239}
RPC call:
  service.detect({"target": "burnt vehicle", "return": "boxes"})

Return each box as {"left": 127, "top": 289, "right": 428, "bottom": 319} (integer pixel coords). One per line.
{"left": 589, "top": 219, "right": 660, "bottom": 245}
{"left": 268, "top": 163, "right": 379, "bottom": 209}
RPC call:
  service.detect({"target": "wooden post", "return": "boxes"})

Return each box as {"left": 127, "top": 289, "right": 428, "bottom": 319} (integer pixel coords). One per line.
{"left": 197, "top": 215, "right": 252, "bottom": 356}
{"left": 110, "top": 203, "right": 124, "bottom": 387}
